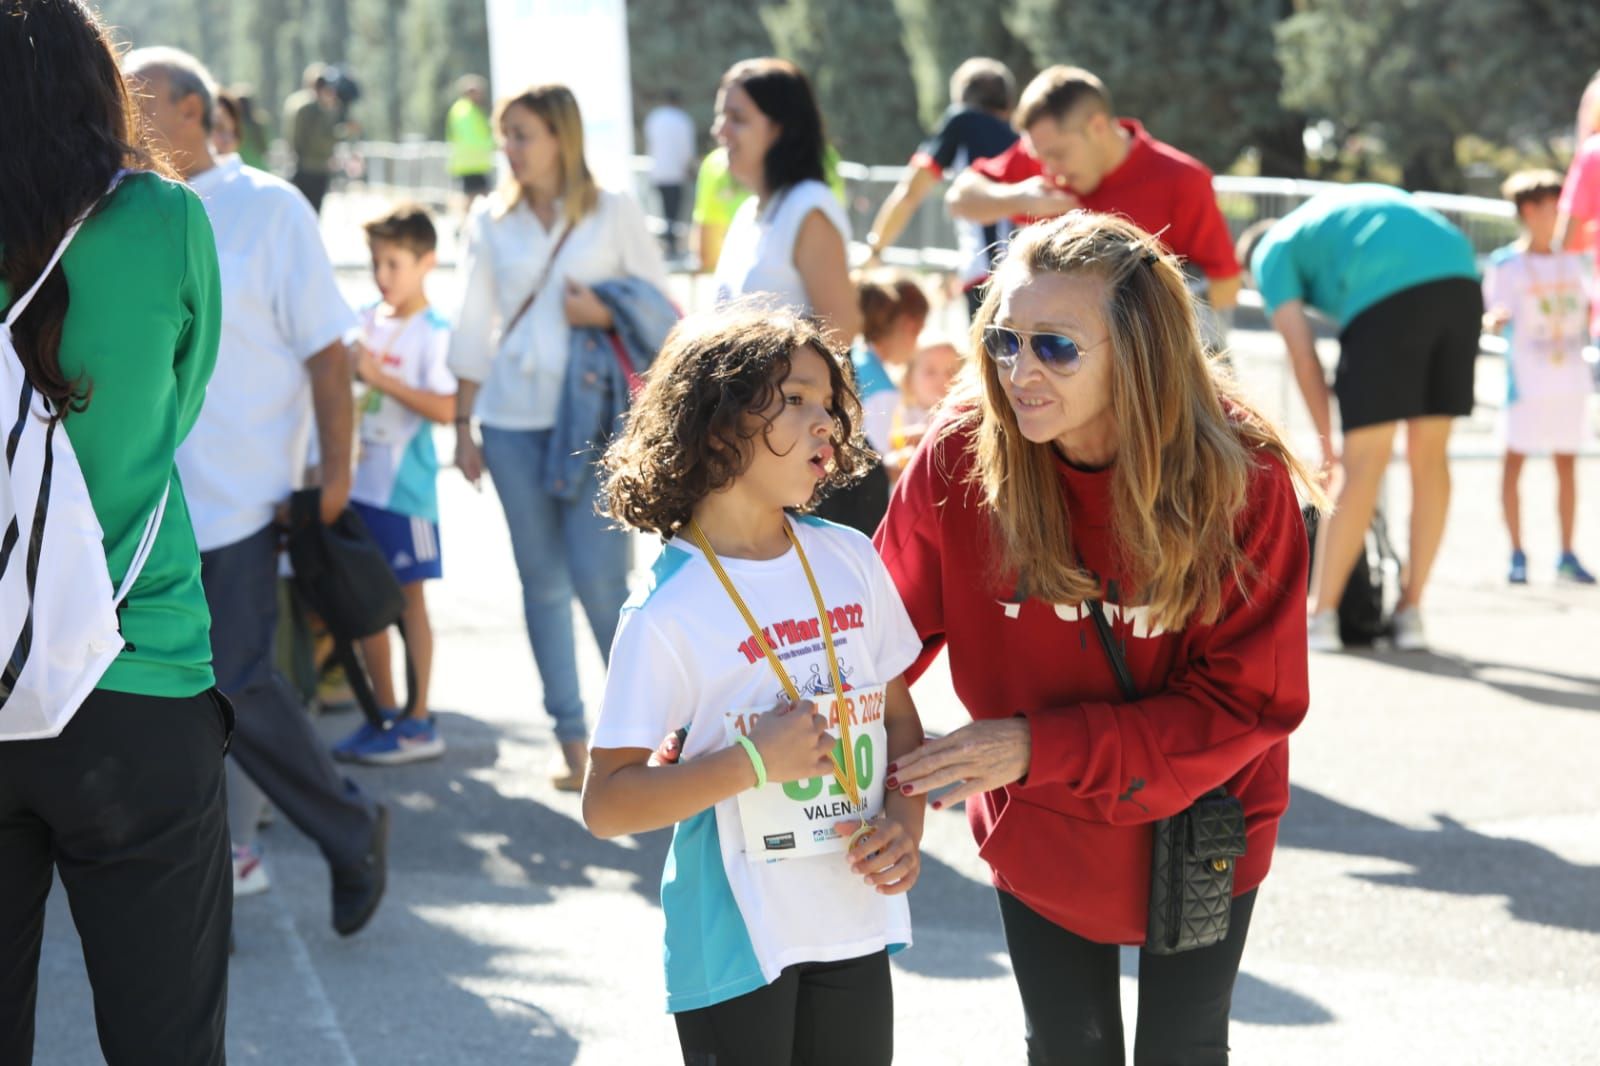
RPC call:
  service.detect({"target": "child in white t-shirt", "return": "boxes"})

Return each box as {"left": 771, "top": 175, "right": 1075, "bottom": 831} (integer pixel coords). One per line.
{"left": 333, "top": 205, "right": 459, "bottom": 763}
{"left": 1483, "top": 171, "right": 1596, "bottom": 585}
{"left": 584, "top": 307, "right": 928, "bottom": 1064}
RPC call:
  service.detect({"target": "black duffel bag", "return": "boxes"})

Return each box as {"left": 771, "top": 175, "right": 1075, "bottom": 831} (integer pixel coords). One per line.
{"left": 285, "top": 488, "right": 415, "bottom": 728}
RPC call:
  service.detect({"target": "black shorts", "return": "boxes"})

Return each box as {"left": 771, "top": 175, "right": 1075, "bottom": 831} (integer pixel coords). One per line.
{"left": 1335, "top": 276, "right": 1483, "bottom": 431}
{"left": 458, "top": 172, "right": 491, "bottom": 197}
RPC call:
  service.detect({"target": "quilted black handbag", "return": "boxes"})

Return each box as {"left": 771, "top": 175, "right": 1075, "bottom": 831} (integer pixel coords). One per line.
{"left": 1083, "top": 597, "right": 1247, "bottom": 955}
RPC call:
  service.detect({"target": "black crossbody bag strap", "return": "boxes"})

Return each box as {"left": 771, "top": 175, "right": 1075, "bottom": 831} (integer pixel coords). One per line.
{"left": 1083, "top": 597, "right": 1138, "bottom": 701}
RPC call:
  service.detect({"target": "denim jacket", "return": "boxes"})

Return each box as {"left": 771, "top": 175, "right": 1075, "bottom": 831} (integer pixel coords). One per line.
{"left": 545, "top": 276, "right": 679, "bottom": 499}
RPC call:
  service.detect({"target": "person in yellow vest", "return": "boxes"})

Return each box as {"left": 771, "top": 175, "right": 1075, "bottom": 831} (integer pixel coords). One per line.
{"left": 446, "top": 75, "right": 495, "bottom": 203}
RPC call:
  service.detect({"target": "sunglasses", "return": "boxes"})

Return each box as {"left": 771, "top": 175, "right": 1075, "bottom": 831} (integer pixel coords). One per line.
{"left": 982, "top": 325, "right": 1103, "bottom": 375}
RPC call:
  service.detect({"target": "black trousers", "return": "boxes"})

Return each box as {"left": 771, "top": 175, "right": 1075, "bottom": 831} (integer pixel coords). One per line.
{"left": 674, "top": 950, "right": 893, "bottom": 1066}
{"left": 204, "top": 524, "right": 378, "bottom": 868}
{"left": 997, "top": 888, "right": 1257, "bottom": 1066}
{"left": 291, "top": 169, "right": 331, "bottom": 215}
{"left": 657, "top": 182, "right": 685, "bottom": 253}
{"left": 0, "top": 688, "right": 233, "bottom": 1065}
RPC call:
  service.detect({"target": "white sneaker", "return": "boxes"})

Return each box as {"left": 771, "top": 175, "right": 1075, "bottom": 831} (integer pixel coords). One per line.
{"left": 1390, "top": 606, "right": 1427, "bottom": 651}
{"left": 233, "top": 844, "right": 271, "bottom": 898}
{"left": 1307, "top": 610, "right": 1343, "bottom": 652}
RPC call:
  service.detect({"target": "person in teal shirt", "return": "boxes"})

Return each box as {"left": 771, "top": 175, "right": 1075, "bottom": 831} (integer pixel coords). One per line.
{"left": 1240, "top": 183, "right": 1482, "bottom": 654}
{"left": 0, "top": 3, "right": 229, "bottom": 1061}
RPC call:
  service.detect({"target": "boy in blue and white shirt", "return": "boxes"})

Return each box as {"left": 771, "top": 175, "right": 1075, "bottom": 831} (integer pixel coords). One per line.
{"left": 335, "top": 204, "right": 458, "bottom": 763}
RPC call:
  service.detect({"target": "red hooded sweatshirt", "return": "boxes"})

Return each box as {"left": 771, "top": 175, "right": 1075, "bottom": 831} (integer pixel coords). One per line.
{"left": 874, "top": 417, "right": 1309, "bottom": 944}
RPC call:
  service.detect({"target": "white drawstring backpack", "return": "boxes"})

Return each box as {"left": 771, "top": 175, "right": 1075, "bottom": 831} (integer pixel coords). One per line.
{"left": 0, "top": 177, "right": 169, "bottom": 741}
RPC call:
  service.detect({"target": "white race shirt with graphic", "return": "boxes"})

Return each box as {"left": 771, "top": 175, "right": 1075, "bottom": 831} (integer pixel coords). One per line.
{"left": 351, "top": 303, "right": 456, "bottom": 522}
{"left": 591, "top": 516, "right": 922, "bottom": 1012}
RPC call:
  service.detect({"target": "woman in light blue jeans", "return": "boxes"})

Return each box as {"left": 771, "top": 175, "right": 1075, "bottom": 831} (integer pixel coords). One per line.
{"left": 478, "top": 426, "right": 630, "bottom": 744}
{"left": 447, "top": 84, "right": 667, "bottom": 787}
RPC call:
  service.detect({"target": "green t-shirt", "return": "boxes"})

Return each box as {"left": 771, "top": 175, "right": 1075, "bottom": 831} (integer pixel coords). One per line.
{"left": 446, "top": 97, "right": 495, "bottom": 177}
{"left": 1251, "top": 183, "right": 1479, "bottom": 328}
{"left": 0, "top": 173, "right": 221, "bottom": 697}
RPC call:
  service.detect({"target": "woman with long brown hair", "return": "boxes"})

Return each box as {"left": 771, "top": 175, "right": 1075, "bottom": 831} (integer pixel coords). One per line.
{"left": 877, "top": 211, "right": 1317, "bottom": 1064}
{"left": 448, "top": 84, "right": 668, "bottom": 789}
{"left": 0, "top": 2, "right": 227, "bottom": 1062}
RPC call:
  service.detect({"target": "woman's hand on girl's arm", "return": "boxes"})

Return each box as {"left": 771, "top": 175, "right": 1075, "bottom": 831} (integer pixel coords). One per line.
{"left": 886, "top": 717, "right": 1032, "bottom": 810}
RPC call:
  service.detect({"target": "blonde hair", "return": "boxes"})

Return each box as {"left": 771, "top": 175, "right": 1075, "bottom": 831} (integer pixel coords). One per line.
{"left": 493, "top": 84, "right": 599, "bottom": 225}
{"left": 950, "top": 211, "right": 1320, "bottom": 631}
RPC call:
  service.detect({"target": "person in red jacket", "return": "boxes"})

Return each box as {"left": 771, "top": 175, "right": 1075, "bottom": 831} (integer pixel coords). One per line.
{"left": 945, "top": 66, "right": 1241, "bottom": 350}
{"left": 876, "top": 211, "right": 1317, "bottom": 1065}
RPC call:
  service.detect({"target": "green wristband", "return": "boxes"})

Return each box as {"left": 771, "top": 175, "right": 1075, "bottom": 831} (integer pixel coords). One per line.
{"left": 734, "top": 735, "right": 767, "bottom": 790}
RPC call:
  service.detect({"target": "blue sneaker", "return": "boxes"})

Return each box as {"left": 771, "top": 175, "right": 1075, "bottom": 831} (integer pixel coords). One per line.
{"left": 332, "top": 710, "right": 399, "bottom": 763}
{"left": 346, "top": 716, "right": 445, "bottom": 766}
{"left": 1508, "top": 549, "right": 1528, "bottom": 585}
{"left": 1557, "top": 552, "right": 1597, "bottom": 585}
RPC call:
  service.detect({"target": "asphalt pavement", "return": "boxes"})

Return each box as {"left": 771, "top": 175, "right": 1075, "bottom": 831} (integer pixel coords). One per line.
{"left": 27, "top": 198, "right": 1600, "bottom": 1064}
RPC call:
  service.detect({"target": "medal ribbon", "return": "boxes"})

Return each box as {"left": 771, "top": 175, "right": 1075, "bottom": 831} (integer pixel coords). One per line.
{"left": 686, "top": 519, "right": 863, "bottom": 810}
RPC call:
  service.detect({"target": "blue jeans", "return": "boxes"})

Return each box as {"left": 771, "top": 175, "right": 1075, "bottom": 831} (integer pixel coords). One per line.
{"left": 480, "top": 426, "right": 631, "bottom": 742}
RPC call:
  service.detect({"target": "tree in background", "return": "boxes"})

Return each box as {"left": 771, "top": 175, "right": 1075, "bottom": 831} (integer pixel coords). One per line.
{"left": 1008, "top": 0, "right": 1304, "bottom": 176}
{"left": 400, "top": 0, "right": 492, "bottom": 139}
{"left": 85, "top": 0, "right": 1600, "bottom": 190}
{"left": 626, "top": 0, "right": 773, "bottom": 160}
{"left": 1277, "top": 0, "right": 1600, "bottom": 190}
{"left": 760, "top": 0, "right": 922, "bottom": 163}
{"left": 891, "top": 0, "right": 1036, "bottom": 137}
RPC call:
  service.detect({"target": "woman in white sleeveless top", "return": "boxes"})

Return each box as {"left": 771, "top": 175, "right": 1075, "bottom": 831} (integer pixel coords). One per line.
{"left": 710, "top": 58, "right": 860, "bottom": 345}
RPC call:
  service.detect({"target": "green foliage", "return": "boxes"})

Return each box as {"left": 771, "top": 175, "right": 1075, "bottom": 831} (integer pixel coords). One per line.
{"left": 1277, "top": 0, "right": 1600, "bottom": 190}
{"left": 761, "top": 0, "right": 922, "bottom": 162}
{"left": 626, "top": 0, "right": 773, "bottom": 160}
{"left": 890, "top": 0, "right": 1036, "bottom": 131}
{"left": 77, "top": 0, "right": 1600, "bottom": 189}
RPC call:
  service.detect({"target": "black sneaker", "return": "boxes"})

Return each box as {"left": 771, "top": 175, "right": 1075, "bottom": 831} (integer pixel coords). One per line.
{"left": 331, "top": 804, "right": 389, "bottom": 937}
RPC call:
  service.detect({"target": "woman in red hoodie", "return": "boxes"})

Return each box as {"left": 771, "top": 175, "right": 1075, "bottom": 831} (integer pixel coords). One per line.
{"left": 876, "top": 211, "right": 1316, "bottom": 1065}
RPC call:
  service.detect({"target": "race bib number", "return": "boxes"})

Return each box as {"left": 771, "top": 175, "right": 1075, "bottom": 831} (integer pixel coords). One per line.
{"left": 725, "top": 683, "right": 889, "bottom": 862}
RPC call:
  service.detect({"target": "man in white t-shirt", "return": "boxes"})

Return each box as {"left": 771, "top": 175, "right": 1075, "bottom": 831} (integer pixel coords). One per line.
{"left": 126, "top": 48, "right": 389, "bottom": 937}
{"left": 644, "top": 90, "right": 699, "bottom": 258}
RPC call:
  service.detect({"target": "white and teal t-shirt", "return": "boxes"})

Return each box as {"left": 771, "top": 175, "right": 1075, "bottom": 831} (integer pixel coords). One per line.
{"left": 850, "top": 342, "right": 899, "bottom": 457}
{"left": 351, "top": 303, "right": 456, "bottom": 521}
{"left": 591, "top": 516, "right": 923, "bottom": 1012}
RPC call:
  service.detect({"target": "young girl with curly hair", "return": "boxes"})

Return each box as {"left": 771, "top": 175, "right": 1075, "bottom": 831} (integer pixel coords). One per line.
{"left": 583, "top": 306, "right": 927, "bottom": 1065}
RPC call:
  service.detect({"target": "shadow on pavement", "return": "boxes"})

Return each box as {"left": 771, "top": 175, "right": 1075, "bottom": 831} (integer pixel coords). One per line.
{"left": 1115, "top": 951, "right": 1335, "bottom": 1026}
{"left": 1335, "top": 649, "right": 1600, "bottom": 714}
{"left": 1280, "top": 785, "right": 1600, "bottom": 934}
{"left": 891, "top": 847, "right": 1011, "bottom": 980}
{"left": 341, "top": 709, "right": 670, "bottom": 908}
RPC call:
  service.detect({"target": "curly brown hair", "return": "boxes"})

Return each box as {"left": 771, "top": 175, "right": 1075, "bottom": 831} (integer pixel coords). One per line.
{"left": 601, "top": 306, "right": 873, "bottom": 537}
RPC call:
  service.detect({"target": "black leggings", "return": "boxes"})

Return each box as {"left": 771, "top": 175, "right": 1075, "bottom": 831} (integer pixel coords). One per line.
{"left": 674, "top": 950, "right": 892, "bottom": 1066}
{"left": 997, "top": 889, "right": 1257, "bottom": 1066}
